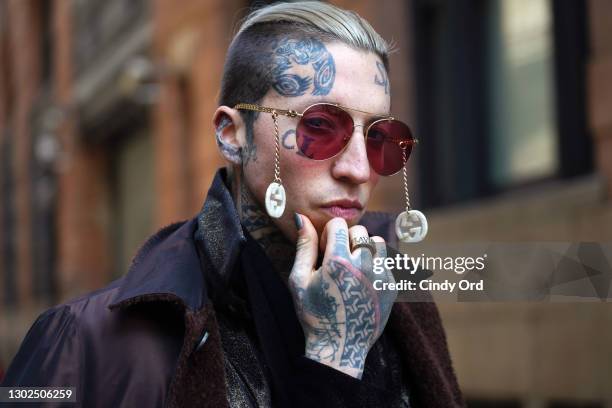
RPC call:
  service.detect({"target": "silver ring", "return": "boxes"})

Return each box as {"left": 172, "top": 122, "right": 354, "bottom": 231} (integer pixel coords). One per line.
{"left": 351, "top": 237, "right": 376, "bottom": 256}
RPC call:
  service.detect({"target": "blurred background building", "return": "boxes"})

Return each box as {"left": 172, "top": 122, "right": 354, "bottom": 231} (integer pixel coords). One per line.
{"left": 1, "top": 0, "right": 611, "bottom": 406}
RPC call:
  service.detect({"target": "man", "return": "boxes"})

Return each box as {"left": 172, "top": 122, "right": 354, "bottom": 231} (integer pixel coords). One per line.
{"left": 2, "top": 2, "right": 463, "bottom": 407}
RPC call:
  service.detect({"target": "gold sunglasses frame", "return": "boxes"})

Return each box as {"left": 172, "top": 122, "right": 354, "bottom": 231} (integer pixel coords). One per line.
{"left": 233, "top": 102, "right": 417, "bottom": 177}
{"left": 233, "top": 102, "right": 418, "bottom": 149}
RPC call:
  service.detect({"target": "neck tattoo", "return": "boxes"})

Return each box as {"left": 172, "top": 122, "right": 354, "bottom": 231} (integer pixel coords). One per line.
{"left": 232, "top": 172, "right": 295, "bottom": 281}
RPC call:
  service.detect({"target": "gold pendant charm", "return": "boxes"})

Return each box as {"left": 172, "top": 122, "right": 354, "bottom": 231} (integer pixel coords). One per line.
{"left": 265, "top": 182, "right": 286, "bottom": 218}
{"left": 395, "top": 210, "right": 428, "bottom": 243}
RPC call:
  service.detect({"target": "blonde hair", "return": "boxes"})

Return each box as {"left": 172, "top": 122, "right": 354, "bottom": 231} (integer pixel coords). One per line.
{"left": 233, "top": 1, "right": 391, "bottom": 61}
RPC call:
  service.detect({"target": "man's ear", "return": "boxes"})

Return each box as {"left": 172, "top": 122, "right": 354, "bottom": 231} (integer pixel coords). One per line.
{"left": 212, "top": 106, "right": 246, "bottom": 165}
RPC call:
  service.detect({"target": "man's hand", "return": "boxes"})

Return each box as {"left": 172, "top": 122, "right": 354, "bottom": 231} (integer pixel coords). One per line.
{"left": 289, "top": 214, "right": 397, "bottom": 379}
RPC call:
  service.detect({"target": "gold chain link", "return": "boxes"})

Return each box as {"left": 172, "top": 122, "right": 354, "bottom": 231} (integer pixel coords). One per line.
{"left": 402, "top": 147, "right": 411, "bottom": 213}
{"left": 272, "top": 111, "right": 282, "bottom": 184}
{"left": 234, "top": 103, "right": 300, "bottom": 118}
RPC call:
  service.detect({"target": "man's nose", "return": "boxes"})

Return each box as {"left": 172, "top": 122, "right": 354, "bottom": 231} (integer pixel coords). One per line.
{"left": 330, "top": 126, "right": 371, "bottom": 184}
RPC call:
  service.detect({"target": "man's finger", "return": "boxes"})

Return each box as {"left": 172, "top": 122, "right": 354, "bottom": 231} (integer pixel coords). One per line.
{"left": 370, "top": 236, "right": 387, "bottom": 259}
{"left": 289, "top": 213, "right": 318, "bottom": 289}
{"left": 321, "top": 217, "right": 349, "bottom": 261}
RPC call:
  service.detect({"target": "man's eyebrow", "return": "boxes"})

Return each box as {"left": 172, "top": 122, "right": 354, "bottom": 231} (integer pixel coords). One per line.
{"left": 293, "top": 97, "right": 335, "bottom": 111}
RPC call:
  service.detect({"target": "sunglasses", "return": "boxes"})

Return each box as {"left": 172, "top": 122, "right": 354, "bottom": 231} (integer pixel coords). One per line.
{"left": 233, "top": 102, "right": 417, "bottom": 176}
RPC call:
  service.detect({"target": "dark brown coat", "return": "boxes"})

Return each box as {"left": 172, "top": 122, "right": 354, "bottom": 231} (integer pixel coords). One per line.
{"left": 2, "top": 173, "right": 464, "bottom": 407}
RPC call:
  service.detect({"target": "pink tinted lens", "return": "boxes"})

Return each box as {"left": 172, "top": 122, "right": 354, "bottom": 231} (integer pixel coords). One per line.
{"left": 366, "top": 120, "right": 414, "bottom": 176}
{"left": 296, "top": 104, "right": 354, "bottom": 160}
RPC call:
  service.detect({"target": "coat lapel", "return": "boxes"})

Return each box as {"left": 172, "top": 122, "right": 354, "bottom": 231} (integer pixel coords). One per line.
{"left": 166, "top": 305, "right": 229, "bottom": 408}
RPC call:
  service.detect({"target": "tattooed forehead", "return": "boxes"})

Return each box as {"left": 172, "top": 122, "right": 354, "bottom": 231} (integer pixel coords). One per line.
{"left": 269, "top": 37, "right": 336, "bottom": 97}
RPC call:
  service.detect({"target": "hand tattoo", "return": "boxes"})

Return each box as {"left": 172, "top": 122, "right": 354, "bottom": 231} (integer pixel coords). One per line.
{"left": 328, "top": 258, "right": 378, "bottom": 369}
{"left": 290, "top": 223, "right": 397, "bottom": 379}
{"left": 298, "top": 276, "right": 342, "bottom": 362}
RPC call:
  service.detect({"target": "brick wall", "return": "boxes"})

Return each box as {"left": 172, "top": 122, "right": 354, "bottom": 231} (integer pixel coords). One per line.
{"left": 8, "top": 0, "right": 41, "bottom": 308}
{"left": 153, "top": 0, "right": 244, "bottom": 226}
{"left": 0, "top": 0, "right": 41, "bottom": 367}
{"left": 54, "top": 0, "right": 114, "bottom": 299}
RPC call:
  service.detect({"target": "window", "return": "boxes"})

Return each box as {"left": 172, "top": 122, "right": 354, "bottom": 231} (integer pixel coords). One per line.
{"left": 487, "top": 0, "right": 558, "bottom": 187}
{"left": 30, "top": 118, "right": 59, "bottom": 304}
{"left": 110, "top": 129, "right": 154, "bottom": 277}
{"left": 40, "top": 0, "right": 52, "bottom": 83}
{"left": 412, "top": 0, "right": 592, "bottom": 208}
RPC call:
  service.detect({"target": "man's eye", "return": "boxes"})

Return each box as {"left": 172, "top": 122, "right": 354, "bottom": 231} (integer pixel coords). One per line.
{"left": 368, "top": 129, "right": 387, "bottom": 141}
{"left": 304, "top": 116, "right": 334, "bottom": 130}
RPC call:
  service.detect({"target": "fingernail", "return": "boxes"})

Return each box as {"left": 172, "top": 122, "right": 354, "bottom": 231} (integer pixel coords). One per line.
{"left": 294, "top": 213, "right": 303, "bottom": 230}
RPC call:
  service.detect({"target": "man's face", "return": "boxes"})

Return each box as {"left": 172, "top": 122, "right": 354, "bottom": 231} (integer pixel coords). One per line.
{"left": 242, "top": 42, "right": 391, "bottom": 242}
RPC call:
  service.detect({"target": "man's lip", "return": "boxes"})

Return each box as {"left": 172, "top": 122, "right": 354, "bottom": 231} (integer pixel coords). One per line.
{"left": 321, "top": 199, "right": 364, "bottom": 210}
{"left": 321, "top": 206, "right": 361, "bottom": 220}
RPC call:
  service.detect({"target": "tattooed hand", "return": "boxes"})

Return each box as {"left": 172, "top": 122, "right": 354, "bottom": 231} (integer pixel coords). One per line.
{"left": 289, "top": 214, "right": 397, "bottom": 379}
